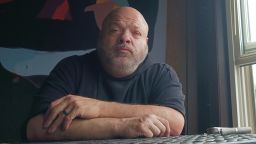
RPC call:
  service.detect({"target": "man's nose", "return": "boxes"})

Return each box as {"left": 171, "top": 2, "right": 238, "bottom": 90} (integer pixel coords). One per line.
{"left": 119, "top": 31, "right": 131, "bottom": 44}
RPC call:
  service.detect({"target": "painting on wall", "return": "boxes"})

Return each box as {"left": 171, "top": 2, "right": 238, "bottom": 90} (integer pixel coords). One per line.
{"left": 0, "top": 0, "right": 159, "bottom": 87}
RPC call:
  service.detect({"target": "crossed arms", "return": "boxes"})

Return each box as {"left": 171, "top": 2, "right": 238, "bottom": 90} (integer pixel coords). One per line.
{"left": 27, "top": 95, "right": 184, "bottom": 141}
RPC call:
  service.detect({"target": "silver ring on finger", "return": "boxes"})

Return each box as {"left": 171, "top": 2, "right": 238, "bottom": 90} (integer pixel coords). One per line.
{"left": 62, "top": 110, "right": 69, "bottom": 116}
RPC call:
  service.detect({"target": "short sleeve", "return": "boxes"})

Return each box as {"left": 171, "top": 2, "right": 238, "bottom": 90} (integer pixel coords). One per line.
{"left": 149, "top": 64, "right": 186, "bottom": 117}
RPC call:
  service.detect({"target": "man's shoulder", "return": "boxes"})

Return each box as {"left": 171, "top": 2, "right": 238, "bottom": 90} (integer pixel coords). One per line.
{"left": 49, "top": 50, "right": 99, "bottom": 76}
{"left": 57, "top": 50, "right": 98, "bottom": 66}
{"left": 140, "top": 61, "right": 179, "bottom": 81}
{"left": 61, "top": 50, "right": 96, "bottom": 62}
{"left": 141, "top": 56, "right": 174, "bottom": 72}
{"left": 145, "top": 62, "right": 176, "bottom": 74}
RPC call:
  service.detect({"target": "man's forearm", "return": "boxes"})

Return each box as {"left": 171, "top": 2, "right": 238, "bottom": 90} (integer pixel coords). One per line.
{"left": 99, "top": 102, "right": 184, "bottom": 135}
{"left": 27, "top": 114, "right": 121, "bottom": 141}
{"left": 28, "top": 113, "right": 179, "bottom": 141}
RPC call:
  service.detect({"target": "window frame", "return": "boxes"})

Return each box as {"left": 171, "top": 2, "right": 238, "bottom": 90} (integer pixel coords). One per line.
{"left": 226, "top": 0, "right": 256, "bottom": 132}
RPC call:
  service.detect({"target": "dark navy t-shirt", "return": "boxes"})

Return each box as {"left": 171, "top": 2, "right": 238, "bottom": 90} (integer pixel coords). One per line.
{"left": 33, "top": 50, "right": 185, "bottom": 117}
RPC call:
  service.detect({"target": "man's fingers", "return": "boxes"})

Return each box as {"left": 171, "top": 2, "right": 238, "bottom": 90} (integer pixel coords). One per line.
{"left": 164, "top": 121, "right": 170, "bottom": 137}
{"left": 141, "top": 126, "right": 154, "bottom": 138}
{"left": 148, "top": 123, "right": 161, "bottom": 137}
{"left": 63, "top": 105, "right": 76, "bottom": 130}
{"left": 43, "top": 99, "right": 69, "bottom": 128}
{"left": 157, "top": 117, "right": 170, "bottom": 137}
{"left": 44, "top": 97, "right": 65, "bottom": 119}
{"left": 47, "top": 113, "right": 65, "bottom": 133}
{"left": 140, "top": 115, "right": 170, "bottom": 137}
{"left": 152, "top": 118, "right": 167, "bottom": 137}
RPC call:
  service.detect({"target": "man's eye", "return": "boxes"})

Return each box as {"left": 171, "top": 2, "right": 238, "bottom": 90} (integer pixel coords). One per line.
{"left": 110, "top": 28, "right": 119, "bottom": 32}
{"left": 134, "top": 31, "right": 142, "bottom": 36}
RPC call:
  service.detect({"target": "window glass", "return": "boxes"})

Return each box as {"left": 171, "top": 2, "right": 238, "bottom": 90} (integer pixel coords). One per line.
{"left": 252, "top": 64, "right": 256, "bottom": 104}
{"left": 241, "top": 0, "right": 256, "bottom": 53}
{"left": 247, "top": 0, "right": 256, "bottom": 43}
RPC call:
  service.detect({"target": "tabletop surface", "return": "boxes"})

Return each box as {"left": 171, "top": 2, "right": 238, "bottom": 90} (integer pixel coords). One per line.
{"left": 28, "top": 133, "right": 256, "bottom": 144}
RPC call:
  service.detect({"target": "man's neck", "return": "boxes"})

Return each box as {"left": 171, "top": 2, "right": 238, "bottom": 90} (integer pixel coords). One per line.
{"left": 103, "top": 63, "right": 138, "bottom": 78}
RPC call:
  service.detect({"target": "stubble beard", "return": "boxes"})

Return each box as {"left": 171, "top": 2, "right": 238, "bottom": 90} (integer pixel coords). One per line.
{"left": 98, "top": 45, "right": 148, "bottom": 77}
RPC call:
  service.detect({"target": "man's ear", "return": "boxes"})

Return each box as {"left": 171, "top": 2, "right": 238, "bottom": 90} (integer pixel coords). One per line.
{"left": 146, "top": 37, "right": 149, "bottom": 43}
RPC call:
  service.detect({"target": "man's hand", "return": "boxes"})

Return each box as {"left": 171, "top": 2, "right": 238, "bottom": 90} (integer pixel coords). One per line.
{"left": 118, "top": 114, "right": 170, "bottom": 138}
{"left": 43, "top": 95, "right": 102, "bottom": 133}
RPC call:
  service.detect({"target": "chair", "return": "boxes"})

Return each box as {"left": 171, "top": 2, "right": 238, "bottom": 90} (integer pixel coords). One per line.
{"left": 0, "top": 63, "right": 46, "bottom": 142}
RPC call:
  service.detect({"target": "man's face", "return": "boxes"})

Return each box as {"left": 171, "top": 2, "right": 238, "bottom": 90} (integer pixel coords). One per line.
{"left": 97, "top": 8, "right": 149, "bottom": 76}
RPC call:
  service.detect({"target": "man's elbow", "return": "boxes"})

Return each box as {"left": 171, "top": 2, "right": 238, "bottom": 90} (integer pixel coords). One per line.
{"left": 170, "top": 123, "right": 184, "bottom": 136}
{"left": 26, "top": 114, "right": 47, "bottom": 141}
{"left": 169, "top": 113, "right": 185, "bottom": 136}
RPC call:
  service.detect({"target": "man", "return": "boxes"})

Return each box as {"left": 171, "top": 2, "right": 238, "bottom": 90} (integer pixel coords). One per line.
{"left": 26, "top": 7, "right": 185, "bottom": 141}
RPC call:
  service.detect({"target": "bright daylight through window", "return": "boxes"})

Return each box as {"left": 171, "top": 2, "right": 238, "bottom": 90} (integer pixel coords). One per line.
{"left": 227, "top": 0, "right": 256, "bottom": 133}
{"left": 241, "top": 0, "right": 256, "bottom": 53}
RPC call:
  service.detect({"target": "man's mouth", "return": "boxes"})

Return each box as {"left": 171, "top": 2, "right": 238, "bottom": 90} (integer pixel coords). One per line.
{"left": 118, "top": 48, "right": 131, "bottom": 52}
{"left": 114, "top": 44, "right": 133, "bottom": 55}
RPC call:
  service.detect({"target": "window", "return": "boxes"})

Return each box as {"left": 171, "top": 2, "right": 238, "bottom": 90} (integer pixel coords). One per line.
{"left": 240, "top": 0, "right": 256, "bottom": 54}
{"left": 227, "top": 0, "right": 256, "bottom": 132}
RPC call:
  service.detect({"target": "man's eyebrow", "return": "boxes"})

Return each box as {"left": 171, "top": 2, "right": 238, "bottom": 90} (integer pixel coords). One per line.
{"left": 108, "top": 21, "right": 123, "bottom": 26}
{"left": 133, "top": 25, "right": 146, "bottom": 32}
{"left": 133, "top": 25, "right": 141, "bottom": 30}
{"left": 109, "top": 21, "right": 120, "bottom": 25}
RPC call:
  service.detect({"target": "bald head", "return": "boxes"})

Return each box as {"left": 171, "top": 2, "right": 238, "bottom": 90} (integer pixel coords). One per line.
{"left": 97, "top": 7, "right": 149, "bottom": 78}
{"left": 101, "top": 7, "right": 149, "bottom": 37}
